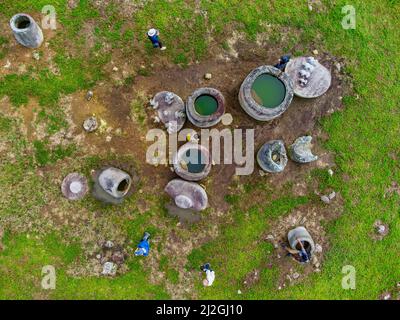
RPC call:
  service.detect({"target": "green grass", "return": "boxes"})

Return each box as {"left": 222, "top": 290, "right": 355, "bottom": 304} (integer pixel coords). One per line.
{"left": 0, "top": 0, "right": 399, "bottom": 300}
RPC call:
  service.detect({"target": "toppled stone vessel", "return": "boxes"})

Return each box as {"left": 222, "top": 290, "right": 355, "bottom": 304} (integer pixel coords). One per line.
{"left": 289, "top": 136, "right": 318, "bottom": 163}
{"left": 165, "top": 179, "right": 208, "bottom": 211}
{"left": 173, "top": 142, "right": 211, "bottom": 181}
{"left": 61, "top": 173, "right": 88, "bottom": 200}
{"left": 93, "top": 167, "right": 132, "bottom": 204}
{"left": 186, "top": 87, "right": 225, "bottom": 128}
{"left": 288, "top": 226, "right": 315, "bottom": 263}
{"left": 10, "top": 14, "right": 44, "bottom": 48}
{"left": 239, "top": 65, "right": 294, "bottom": 121}
{"left": 257, "top": 140, "right": 288, "bottom": 173}
{"left": 150, "top": 91, "right": 186, "bottom": 133}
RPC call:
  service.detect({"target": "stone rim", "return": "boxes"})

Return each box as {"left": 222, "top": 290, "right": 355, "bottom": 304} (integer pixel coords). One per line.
{"left": 239, "top": 65, "right": 294, "bottom": 121}
{"left": 186, "top": 87, "right": 225, "bottom": 128}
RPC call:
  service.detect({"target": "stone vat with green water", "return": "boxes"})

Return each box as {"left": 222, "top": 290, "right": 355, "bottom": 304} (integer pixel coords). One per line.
{"left": 186, "top": 87, "right": 225, "bottom": 128}
{"left": 239, "top": 65, "right": 294, "bottom": 121}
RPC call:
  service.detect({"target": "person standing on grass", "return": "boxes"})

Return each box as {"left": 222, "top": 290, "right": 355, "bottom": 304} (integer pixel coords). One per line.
{"left": 200, "top": 263, "right": 215, "bottom": 287}
{"left": 147, "top": 28, "right": 166, "bottom": 51}
{"left": 134, "top": 232, "right": 151, "bottom": 257}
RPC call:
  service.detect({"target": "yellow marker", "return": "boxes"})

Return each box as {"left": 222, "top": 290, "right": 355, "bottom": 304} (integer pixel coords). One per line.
{"left": 186, "top": 133, "right": 191, "bottom": 141}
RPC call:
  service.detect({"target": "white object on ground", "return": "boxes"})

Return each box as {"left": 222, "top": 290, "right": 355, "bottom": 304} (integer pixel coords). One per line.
{"left": 204, "top": 270, "right": 215, "bottom": 286}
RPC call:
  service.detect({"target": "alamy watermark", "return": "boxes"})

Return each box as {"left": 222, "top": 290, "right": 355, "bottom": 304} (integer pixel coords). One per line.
{"left": 41, "top": 265, "right": 56, "bottom": 290}
{"left": 341, "top": 5, "right": 356, "bottom": 30}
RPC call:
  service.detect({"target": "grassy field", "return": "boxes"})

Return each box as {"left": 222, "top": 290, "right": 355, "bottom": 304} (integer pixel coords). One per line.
{"left": 0, "top": 0, "right": 399, "bottom": 300}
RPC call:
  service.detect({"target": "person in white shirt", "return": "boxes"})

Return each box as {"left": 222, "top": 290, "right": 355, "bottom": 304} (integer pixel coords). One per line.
{"left": 201, "top": 263, "right": 215, "bottom": 287}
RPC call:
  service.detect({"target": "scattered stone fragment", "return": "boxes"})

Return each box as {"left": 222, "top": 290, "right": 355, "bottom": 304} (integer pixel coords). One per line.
{"left": 328, "top": 191, "right": 336, "bottom": 200}
{"left": 313, "top": 49, "right": 319, "bottom": 55}
{"left": 328, "top": 169, "right": 334, "bottom": 176}
{"left": 106, "top": 135, "right": 112, "bottom": 142}
{"left": 288, "top": 136, "right": 318, "bottom": 163}
{"left": 373, "top": 220, "right": 389, "bottom": 240}
{"left": 292, "top": 272, "right": 300, "bottom": 280}
{"left": 320, "top": 195, "right": 330, "bottom": 204}
{"left": 32, "top": 51, "right": 40, "bottom": 61}
{"left": 204, "top": 73, "right": 212, "bottom": 80}
{"left": 86, "top": 90, "right": 94, "bottom": 101}
{"left": 237, "top": 290, "right": 242, "bottom": 294}
{"left": 104, "top": 240, "right": 114, "bottom": 249}
{"left": 102, "top": 262, "right": 117, "bottom": 276}
{"left": 315, "top": 244, "right": 323, "bottom": 253}
{"left": 83, "top": 116, "right": 98, "bottom": 132}
{"left": 112, "top": 66, "right": 119, "bottom": 72}
{"left": 380, "top": 292, "right": 392, "bottom": 300}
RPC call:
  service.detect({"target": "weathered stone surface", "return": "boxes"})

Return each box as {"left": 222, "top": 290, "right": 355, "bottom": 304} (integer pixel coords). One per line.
{"left": 289, "top": 136, "right": 318, "bottom": 163}
{"left": 257, "top": 140, "right": 288, "bottom": 173}
{"left": 165, "top": 179, "right": 208, "bottom": 211}
{"left": 173, "top": 142, "right": 211, "bottom": 181}
{"left": 10, "top": 14, "right": 43, "bottom": 48}
{"left": 61, "top": 173, "right": 88, "bottom": 200}
{"left": 239, "top": 65, "right": 294, "bottom": 121}
{"left": 150, "top": 91, "right": 186, "bottom": 133}
{"left": 285, "top": 56, "right": 331, "bottom": 98}
{"left": 186, "top": 87, "right": 225, "bottom": 128}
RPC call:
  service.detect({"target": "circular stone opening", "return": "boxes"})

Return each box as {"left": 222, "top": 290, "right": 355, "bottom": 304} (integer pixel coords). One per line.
{"left": 117, "top": 179, "right": 130, "bottom": 193}
{"left": 15, "top": 15, "right": 31, "bottom": 29}
{"left": 182, "top": 149, "right": 206, "bottom": 173}
{"left": 194, "top": 95, "right": 218, "bottom": 116}
{"left": 251, "top": 74, "right": 286, "bottom": 108}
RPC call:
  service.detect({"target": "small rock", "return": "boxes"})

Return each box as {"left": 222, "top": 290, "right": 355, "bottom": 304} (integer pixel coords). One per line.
{"left": 104, "top": 240, "right": 114, "bottom": 249}
{"left": 380, "top": 292, "right": 392, "bottom": 300}
{"left": 204, "top": 73, "right": 212, "bottom": 80}
{"left": 32, "top": 52, "right": 40, "bottom": 61}
{"left": 102, "top": 262, "right": 117, "bottom": 276}
{"left": 328, "top": 191, "right": 336, "bottom": 200}
{"left": 292, "top": 272, "right": 300, "bottom": 280}
{"left": 96, "top": 254, "right": 101, "bottom": 260}
{"left": 328, "top": 169, "right": 334, "bottom": 176}
{"left": 112, "top": 66, "right": 119, "bottom": 72}
{"left": 106, "top": 135, "right": 112, "bottom": 142}
{"left": 83, "top": 116, "right": 98, "bottom": 132}
{"left": 237, "top": 290, "right": 242, "bottom": 294}
{"left": 312, "top": 49, "right": 319, "bottom": 55}
{"left": 315, "top": 244, "right": 323, "bottom": 253}
{"left": 86, "top": 90, "right": 94, "bottom": 101}
{"left": 321, "top": 195, "right": 330, "bottom": 204}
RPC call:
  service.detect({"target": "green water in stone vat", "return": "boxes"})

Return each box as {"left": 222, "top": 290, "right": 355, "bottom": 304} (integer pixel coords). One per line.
{"left": 194, "top": 95, "right": 218, "bottom": 116}
{"left": 251, "top": 74, "right": 286, "bottom": 108}
{"left": 184, "top": 149, "right": 206, "bottom": 173}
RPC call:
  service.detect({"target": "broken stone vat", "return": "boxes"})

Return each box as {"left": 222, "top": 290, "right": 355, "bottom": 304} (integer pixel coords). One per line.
{"left": 93, "top": 167, "right": 132, "bottom": 204}
{"left": 288, "top": 136, "right": 318, "bottom": 163}
{"left": 61, "top": 173, "right": 88, "bottom": 200}
{"left": 10, "top": 14, "right": 44, "bottom": 48}
{"left": 257, "top": 140, "right": 288, "bottom": 173}
{"left": 288, "top": 226, "right": 315, "bottom": 256}
{"left": 239, "top": 65, "right": 294, "bottom": 121}
{"left": 165, "top": 179, "right": 208, "bottom": 211}
{"left": 150, "top": 91, "right": 186, "bottom": 134}
{"left": 173, "top": 142, "right": 211, "bottom": 181}
{"left": 186, "top": 87, "right": 225, "bottom": 128}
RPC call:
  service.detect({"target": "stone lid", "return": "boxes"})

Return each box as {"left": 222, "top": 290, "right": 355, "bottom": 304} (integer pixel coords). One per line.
{"left": 165, "top": 179, "right": 208, "bottom": 211}
{"left": 61, "top": 173, "right": 88, "bottom": 200}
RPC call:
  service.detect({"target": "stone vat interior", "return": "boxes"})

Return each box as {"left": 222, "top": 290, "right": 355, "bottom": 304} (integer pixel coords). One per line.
{"left": 183, "top": 149, "right": 206, "bottom": 173}
{"left": 194, "top": 94, "right": 218, "bottom": 116}
{"left": 15, "top": 15, "right": 31, "bottom": 29}
{"left": 117, "top": 179, "right": 130, "bottom": 193}
{"left": 251, "top": 74, "right": 286, "bottom": 108}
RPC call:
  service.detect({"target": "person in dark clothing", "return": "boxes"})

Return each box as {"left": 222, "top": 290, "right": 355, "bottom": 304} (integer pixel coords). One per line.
{"left": 274, "top": 55, "right": 291, "bottom": 71}
{"left": 147, "top": 28, "right": 166, "bottom": 50}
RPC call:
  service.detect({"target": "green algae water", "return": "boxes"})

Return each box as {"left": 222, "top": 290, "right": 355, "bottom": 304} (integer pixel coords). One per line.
{"left": 251, "top": 74, "right": 286, "bottom": 108}
{"left": 194, "top": 95, "right": 218, "bottom": 116}
{"left": 184, "top": 149, "right": 206, "bottom": 173}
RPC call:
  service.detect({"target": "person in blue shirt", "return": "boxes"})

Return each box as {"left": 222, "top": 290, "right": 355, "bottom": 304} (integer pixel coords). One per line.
{"left": 147, "top": 28, "right": 166, "bottom": 51}
{"left": 134, "top": 232, "right": 151, "bottom": 257}
{"left": 274, "top": 55, "right": 291, "bottom": 71}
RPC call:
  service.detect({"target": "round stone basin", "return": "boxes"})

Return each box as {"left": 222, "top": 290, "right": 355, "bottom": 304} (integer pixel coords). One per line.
{"left": 186, "top": 87, "right": 225, "bottom": 128}
{"left": 194, "top": 95, "right": 218, "bottom": 116}
{"left": 251, "top": 74, "right": 286, "bottom": 108}
{"left": 239, "top": 65, "right": 294, "bottom": 121}
{"left": 173, "top": 143, "right": 211, "bottom": 181}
